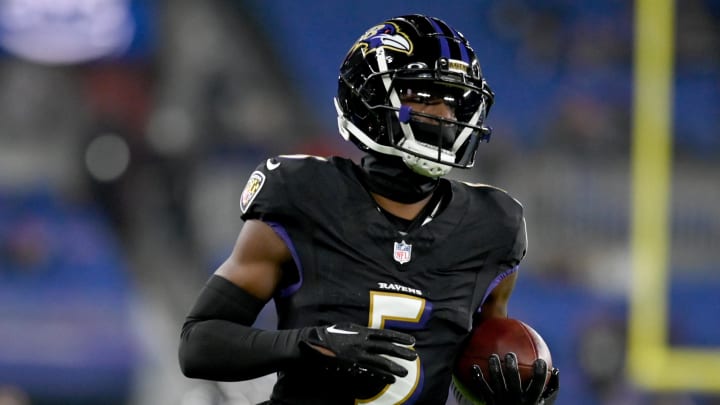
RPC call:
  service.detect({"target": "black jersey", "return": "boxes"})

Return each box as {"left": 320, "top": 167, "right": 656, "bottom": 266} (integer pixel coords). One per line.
{"left": 239, "top": 155, "right": 527, "bottom": 405}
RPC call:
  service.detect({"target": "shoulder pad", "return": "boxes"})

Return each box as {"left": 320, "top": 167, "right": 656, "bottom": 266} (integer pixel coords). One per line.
{"left": 459, "top": 181, "right": 524, "bottom": 219}
{"left": 239, "top": 155, "right": 329, "bottom": 218}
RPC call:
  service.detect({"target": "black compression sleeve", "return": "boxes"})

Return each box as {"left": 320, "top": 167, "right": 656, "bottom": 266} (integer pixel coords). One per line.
{"left": 179, "top": 275, "right": 308, "bottom": 381}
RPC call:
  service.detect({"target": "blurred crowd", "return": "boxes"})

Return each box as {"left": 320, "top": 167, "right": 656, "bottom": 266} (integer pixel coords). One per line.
{"left": 0, "top": 0, "right": 718, "bottom": 404}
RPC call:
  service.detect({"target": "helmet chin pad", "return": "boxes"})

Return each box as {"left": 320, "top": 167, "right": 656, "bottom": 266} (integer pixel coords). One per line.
{"left": 398, "top": 138, "right": 454, "bottom": 178}
{"left": 390, "top": 116, "right": 457, "bottom": 177}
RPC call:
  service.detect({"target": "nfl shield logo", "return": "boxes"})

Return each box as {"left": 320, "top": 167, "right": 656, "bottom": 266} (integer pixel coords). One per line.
{"left": 393, "top": 240, "right": 412, "bottom": 264}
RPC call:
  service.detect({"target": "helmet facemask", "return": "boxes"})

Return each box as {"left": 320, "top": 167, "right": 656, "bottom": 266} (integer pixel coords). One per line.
{"left": 388, "top": 76, "right": 491, "bottom": 177}
{"left": 335, "top": 15, "right": 495, "bottom": 178}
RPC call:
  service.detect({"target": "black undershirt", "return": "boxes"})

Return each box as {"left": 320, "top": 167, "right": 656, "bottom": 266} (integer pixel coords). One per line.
{"left": 358, "top": 154, "right": 439, "bottom": 204}
{"left": 376, "top": 181, "right": 449, "bottom": 233}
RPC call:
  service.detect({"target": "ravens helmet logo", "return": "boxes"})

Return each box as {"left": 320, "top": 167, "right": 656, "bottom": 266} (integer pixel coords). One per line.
{"left": 352, "top": 22, "right": 413, "bottom": 55}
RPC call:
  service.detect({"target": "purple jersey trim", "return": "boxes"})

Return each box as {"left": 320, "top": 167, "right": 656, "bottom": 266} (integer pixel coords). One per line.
{"left": 265, "top": 221, "right": 303, "bottom": 297}
{"left": 385, "top": 301, "right": 433, "bottom": 331}
{"left": 407, "top": 365, "right": 425, "bottom": 404}
{"left": 478, "top": 266, "right": 519, "bottom": 312}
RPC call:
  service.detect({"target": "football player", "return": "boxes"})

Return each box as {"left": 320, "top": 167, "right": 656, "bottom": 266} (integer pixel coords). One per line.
{"left": 179, "top": 14, "right": 559, "bottom": 404}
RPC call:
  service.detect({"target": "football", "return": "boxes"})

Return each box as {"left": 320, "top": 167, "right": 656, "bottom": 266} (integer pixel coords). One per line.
{"left": 452, "top": 317, "right": 552, "bottom": 401}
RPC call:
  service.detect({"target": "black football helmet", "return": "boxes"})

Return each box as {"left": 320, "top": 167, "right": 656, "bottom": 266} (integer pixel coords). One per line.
{"left": 335, "top": 14, "right": 494, "bottom": 178}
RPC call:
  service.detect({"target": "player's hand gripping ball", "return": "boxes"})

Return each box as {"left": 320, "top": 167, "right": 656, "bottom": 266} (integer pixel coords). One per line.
{"left": 453, "top": 317, "right": 555, "bottom": 404}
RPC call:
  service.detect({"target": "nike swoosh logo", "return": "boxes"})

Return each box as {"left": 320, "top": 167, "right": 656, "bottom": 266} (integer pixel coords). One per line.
{"left": 326, "top": 325, "right": 359, "bottom": 335}
{"left": 266, "top": 158, "right": 280, "bottom": 171}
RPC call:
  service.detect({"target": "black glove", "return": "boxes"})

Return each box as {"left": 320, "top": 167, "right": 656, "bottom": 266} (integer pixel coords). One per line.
{"left": 299, "top": 323, "right": 417, "bottom": 385}
{"left": 540, "top": 367, "right": 559, "bottom": 405}
{"left": 472, "top": 353, "right": 560, "bottom": 405}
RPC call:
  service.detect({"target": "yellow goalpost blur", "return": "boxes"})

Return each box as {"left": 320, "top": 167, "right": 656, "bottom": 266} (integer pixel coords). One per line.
{"left": 629, "top": 0, "right": 720, "bottom": 392}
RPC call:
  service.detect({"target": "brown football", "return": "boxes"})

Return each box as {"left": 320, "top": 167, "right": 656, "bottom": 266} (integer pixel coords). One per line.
{"left": 453, "top": 317, "right": 552, "bottom": 399}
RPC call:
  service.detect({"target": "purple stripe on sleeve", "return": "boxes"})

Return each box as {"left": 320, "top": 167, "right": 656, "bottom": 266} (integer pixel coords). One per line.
{"left": 478, "top": 266, "right": 519, "bottom": 312}
{"left": 265, "top": 221, "right": 303, "bottom": 297}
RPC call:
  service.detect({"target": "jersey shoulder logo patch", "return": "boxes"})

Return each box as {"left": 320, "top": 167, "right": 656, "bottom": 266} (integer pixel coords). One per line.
{"left": 240, "top": 170, "right": 266, "bottom": 213}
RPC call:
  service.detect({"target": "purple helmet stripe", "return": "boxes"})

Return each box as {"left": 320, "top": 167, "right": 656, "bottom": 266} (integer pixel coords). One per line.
{"left": 456, "top": 35, "right": 470, "bottom": 63}
{"left": 442, "top": 20, "right": 471, "bottom": 63}
{"left": 457, "top": 41, "right": 470, "bottom": 63}
{"left": 265, "top": 221, "right": 304, "bottom": 297}
{"left": 427, "top": 17, "right": 451, "bottom": 59}
{"left": 447, "top": 24, "right": 461, "bottom": 39}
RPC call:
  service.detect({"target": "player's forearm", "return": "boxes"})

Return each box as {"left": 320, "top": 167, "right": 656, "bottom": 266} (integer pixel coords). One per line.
{"left": 178, "top": 275, "right": 306, "bottom": 381}
{"left": 179, "top": 319, "right": 306, "bottom": 381}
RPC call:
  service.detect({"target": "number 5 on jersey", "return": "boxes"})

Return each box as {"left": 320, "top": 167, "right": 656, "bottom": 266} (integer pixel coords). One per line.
{"left": 359, "top": 291, "right": 428, "bottom": 404}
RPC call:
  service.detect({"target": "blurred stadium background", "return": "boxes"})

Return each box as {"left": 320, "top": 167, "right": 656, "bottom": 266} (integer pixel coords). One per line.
{"left": 0, "top": 0, "right": 718, "bottom": 404}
